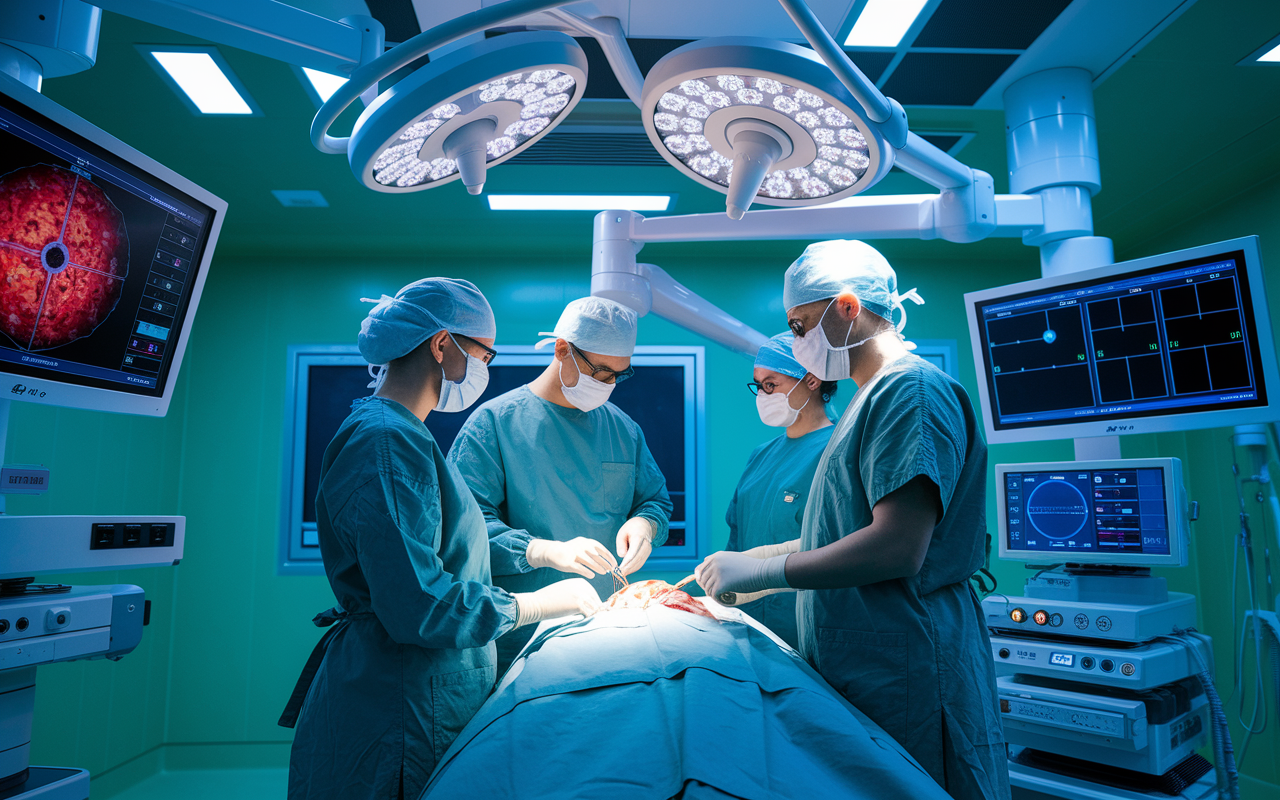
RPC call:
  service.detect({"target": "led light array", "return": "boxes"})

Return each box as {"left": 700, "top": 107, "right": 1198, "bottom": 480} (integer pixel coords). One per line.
{"left": 652, "top": 74, "right": 870, "bottom": 201}
{"left": 372, "top": 69, "right": 577, "bottom": 188}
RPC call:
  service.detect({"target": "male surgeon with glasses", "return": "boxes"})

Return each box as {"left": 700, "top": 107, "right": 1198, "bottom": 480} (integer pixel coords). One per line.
{"left": 448, "top": 296, "right": 673, "bottom": 672}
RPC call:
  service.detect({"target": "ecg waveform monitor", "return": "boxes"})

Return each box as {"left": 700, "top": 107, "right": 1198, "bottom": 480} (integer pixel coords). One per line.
{"left": 965, "top": 237, "right": 1277, "bottom": 443}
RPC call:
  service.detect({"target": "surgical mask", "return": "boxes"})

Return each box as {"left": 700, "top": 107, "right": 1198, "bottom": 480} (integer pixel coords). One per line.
{"left": 436, "top": 333, "right": 489, "bottom": 413}
{"left": 756, "top": 380, "right": 810, "bottom": 427}
{"left": 790, "top": 299, "right": 885, "bottom": 381}
{"left": 559, "top": 353, "right": 614, "bottom": 412}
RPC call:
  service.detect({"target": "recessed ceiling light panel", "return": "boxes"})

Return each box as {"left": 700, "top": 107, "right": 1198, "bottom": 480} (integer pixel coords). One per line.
{"left": 641, "top": 38, "right": 892, "bottom": 218}
{"left": 348, "top": 32, "right": 588, "bottom": 195}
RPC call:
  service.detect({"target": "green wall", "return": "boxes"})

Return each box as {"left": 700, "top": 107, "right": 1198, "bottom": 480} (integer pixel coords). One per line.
{"left": 18, "top": 182, "right": 1280, "bottom": 797}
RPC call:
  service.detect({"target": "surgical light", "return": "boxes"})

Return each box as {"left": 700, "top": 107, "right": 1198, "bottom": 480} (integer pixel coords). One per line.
{"left": 346, "top": 32, "right": 587, "bottom": 195}
{"left": 843, "top": 0, "right": 931, "bottom": 48}
{"left": 488, "top": 195, "right": 671, "bottom": 211}
{"left": 640, "top": 38, "right": 892, "bottom": 219}
{"left": 302, "top": 67, "right": 347, "bottom": 103}
{"left": 147, "top": 50, "right": 254, "bottom": 115}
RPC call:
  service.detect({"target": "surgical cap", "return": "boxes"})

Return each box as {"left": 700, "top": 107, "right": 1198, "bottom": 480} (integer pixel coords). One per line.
{"left": 358, "top": 277, "right": 495, "bottom": 366}
{"left": 783, "top": 239, "right": 905, "bottom": 319}
{"left": 536, "top": 296, "right": 638, "bottom": 358}
{"left": 754, "top": 332, "right": 808, "bottom": 381}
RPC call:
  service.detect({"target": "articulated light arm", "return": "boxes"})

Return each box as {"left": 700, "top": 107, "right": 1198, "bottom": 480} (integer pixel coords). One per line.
{"left": 592, "top": 212, "right": 769, "bottom": 358}
{"left": 541, "top": 10, "right": 643, "bottom": 106}
{"left": 93, "top": 0, "right": 367, "bottom": 74}
{"left": 590, "top": 192, "right": 1045, "bottom": 356}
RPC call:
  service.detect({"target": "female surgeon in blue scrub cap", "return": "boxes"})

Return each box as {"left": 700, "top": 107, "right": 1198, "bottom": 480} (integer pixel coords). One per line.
{"left": 283, "top": 278, "right": 601, "bottom": 800}
{"left": 696, "top": 241, "right": 1011, "bottom": 800}
{"left": 723, "top": 332, "right": 835, "bottom": 649}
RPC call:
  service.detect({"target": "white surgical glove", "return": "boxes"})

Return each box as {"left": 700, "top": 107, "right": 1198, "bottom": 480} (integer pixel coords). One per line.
{"left": 741, "top": 539, "right": 801, "bottom": 560}
{"left": 694, "top": 550, "right": 790, "bottom": 606}
{"left": 513, "top": 578, "right": 602, "bottom": 627}
{"left": 616, "top": 518, "right": 655, "bottom": 576}
{"left": 526, "top": 537, "right": 617, "bottom": 578}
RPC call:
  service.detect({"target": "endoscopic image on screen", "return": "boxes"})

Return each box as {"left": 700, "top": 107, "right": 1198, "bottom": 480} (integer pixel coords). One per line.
{"left": 0, "top": 96, "right": 211, "bottom": 397}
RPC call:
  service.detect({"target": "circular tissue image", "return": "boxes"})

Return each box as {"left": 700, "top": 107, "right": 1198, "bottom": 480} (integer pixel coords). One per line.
{"left": 0, "top": 164, "right": 129, "bottom": 351}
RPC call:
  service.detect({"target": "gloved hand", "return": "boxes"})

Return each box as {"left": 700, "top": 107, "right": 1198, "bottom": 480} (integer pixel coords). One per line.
{"left": 526, "top": 537, "right": 617, "bottom": 578}
{"left": 694, "top": 550, "right": 790, "bottom": 606}
{"left": 741, "top": 539, "right": 801, "bottom": 560}
{"left": 616, "top": 518, "right": 654, "bottom": 576}
{"left": 513, "top": 578, "right": 602, "bottom": 627}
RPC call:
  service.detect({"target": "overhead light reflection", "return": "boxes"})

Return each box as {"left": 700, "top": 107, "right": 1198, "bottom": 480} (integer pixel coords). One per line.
{"left": 302, "top": 67, "right": 348, "bottom": 103}
{"left": 487, "top": 195, "right": 671, "bottom": 211}
{"left": 843, "top": 0, "right": 931, "bottom": 48}
{"left": 149, "top": 50, "right": 253, "bottom": 114}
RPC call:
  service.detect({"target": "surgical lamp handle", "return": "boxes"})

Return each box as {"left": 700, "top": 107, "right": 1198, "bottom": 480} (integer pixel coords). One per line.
{"left": 310, "top": 0, "right": 583, "bottom": 154}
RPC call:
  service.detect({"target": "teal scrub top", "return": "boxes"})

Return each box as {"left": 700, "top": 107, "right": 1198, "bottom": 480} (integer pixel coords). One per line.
{"left": 448, "top": 385, "right": 673, "bottom": 668}
{"left": 796, "top": 355, "right": 1010, "bottom": 800}
{"left": 725, "top": 425, "right": 833, "bottom": 648}
{"left": 288, "top": 397, "right": 518, "bottom": 800}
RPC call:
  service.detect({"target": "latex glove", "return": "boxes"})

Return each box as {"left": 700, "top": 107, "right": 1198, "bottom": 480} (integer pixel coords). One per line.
{"left": 710, "top": 587, "right": 797, "bottom": 607}
{"left": 742, "top": 539, "right": 801, "bottom": 560}
{"left": 513, "top": 578, "right": 602, "bottom": 627}
{"left": 526, "top": 537, "right": 617, "bottom": 578}
{"left": 694, "top": 550, "right": 790, "bottom": 605}
{"left": 616, "top": 518, "right": 654, "bottom": 576}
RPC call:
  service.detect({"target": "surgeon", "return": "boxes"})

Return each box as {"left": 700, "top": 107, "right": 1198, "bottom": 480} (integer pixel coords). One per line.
{"left": 724, "top": 332, "right": 835, "bottom": 648}
{"left": 696, "top": 241, "right": 1010, "bottom": 799}
{"left": 284, "top": 278, "right": 602, "bottom": 800}
{"left": 449, "top": 296, "right": 673, "bottom": 672}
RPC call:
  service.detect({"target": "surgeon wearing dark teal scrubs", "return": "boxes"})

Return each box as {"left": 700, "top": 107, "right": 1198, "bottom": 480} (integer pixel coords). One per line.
{"left": 697, "top": 242, "right": 1010, "bottom": 800}
{"left": 285, "top": 279, "right": 600, "bottom": 800}
{"left": 725, "top": 332, "right": 834, "bottom": 648}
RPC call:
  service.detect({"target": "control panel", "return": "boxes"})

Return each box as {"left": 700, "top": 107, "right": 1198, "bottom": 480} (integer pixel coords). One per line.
{"left": 0, "top": 585, "right": 145, "bottom": 668}
{"left": 0, "top": 515, "right": 184, "bottom": 579}
{"left": 990, "top": 635, "right": 1209, "bottom": 689}
{"left": 90, "top": 522, "right": 176, "bottom": 550}
{"left": 982, "top": 592, "right": 1196, "bottom": 643}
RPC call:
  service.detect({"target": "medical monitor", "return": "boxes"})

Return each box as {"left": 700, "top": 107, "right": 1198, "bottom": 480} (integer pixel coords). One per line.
{"left": 965, "top": 236, "right": 1276, "bottom": 443}
{"left": 0, "top": 75, "right": 225, "bottom": 416}
{"left": 996, "top": 458, "right": 1188, "bottom": 568}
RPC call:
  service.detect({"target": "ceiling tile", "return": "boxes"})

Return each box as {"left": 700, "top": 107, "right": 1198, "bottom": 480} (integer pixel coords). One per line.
{"left": 912, "top": 0, "right": 1072, "bottom": 50}
{"left": 580, "top": 38, "right": 692, "bottom": 99}
{"left": 365, "top": 0, "right": 422, "bottom": 44}
{"left": 881, "top": 52, "right": 1018, "bottom": 106}
{"left": 843, "top": 50, "right": 894, "bottom": 83}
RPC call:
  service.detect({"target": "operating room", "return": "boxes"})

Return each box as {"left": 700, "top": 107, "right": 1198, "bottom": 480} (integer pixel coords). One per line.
{"left": 2, "top": 0, "right": 1280, "bottom": 799}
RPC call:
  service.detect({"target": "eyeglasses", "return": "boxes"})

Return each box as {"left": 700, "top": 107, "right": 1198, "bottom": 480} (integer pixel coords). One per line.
{"left": 571, "top": 343, "right": 633, "bottom": 384}
{"left": 455, "top": 334, "right": 498, "bottom": 365}
{"left": 747, "top": 378, "right": 795, "bottom": 396}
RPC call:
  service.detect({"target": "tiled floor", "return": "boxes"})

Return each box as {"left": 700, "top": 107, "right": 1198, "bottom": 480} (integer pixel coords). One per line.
{"left": 105, "top": 768, "right": 287, "bottom": 800}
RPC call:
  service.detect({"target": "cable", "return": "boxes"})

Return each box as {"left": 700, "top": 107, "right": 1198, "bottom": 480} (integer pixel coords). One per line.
{"left": 1160, "top": 630, "right": 1240, "bottom": 800}
{"left": 1229, "top": 440, "right": 1269, "bottom": 763}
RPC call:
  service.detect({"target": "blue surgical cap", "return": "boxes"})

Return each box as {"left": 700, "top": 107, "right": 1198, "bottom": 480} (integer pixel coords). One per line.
{"left": 536, "top": 296, "right": 638, "bottom": 358}
{"left": 783, "top": 239, "right": 917, "bottom": 322}
{"left": 754, "top": 332, "right": 807, "bottom": 380}
{"left": 358, "top": 277, "right": 495, "bottom": 366}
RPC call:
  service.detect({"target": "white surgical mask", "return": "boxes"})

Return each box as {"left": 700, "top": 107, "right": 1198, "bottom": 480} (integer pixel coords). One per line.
{"left": 436, "top": 333, "right": 490, "bottom": 413}
{"left": 559, "top": 353, "right": 614, "bottom": 412}
{"left": 756, "top": 379, "right": 810, "bottom": 427}
{"left": 790, "top": 299, "right": 887, "bottom": 381}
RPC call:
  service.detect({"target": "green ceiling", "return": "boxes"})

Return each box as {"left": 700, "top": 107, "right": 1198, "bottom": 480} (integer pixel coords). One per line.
{"left": 36, "top": 0, "right": 1280, "bottom": 266}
